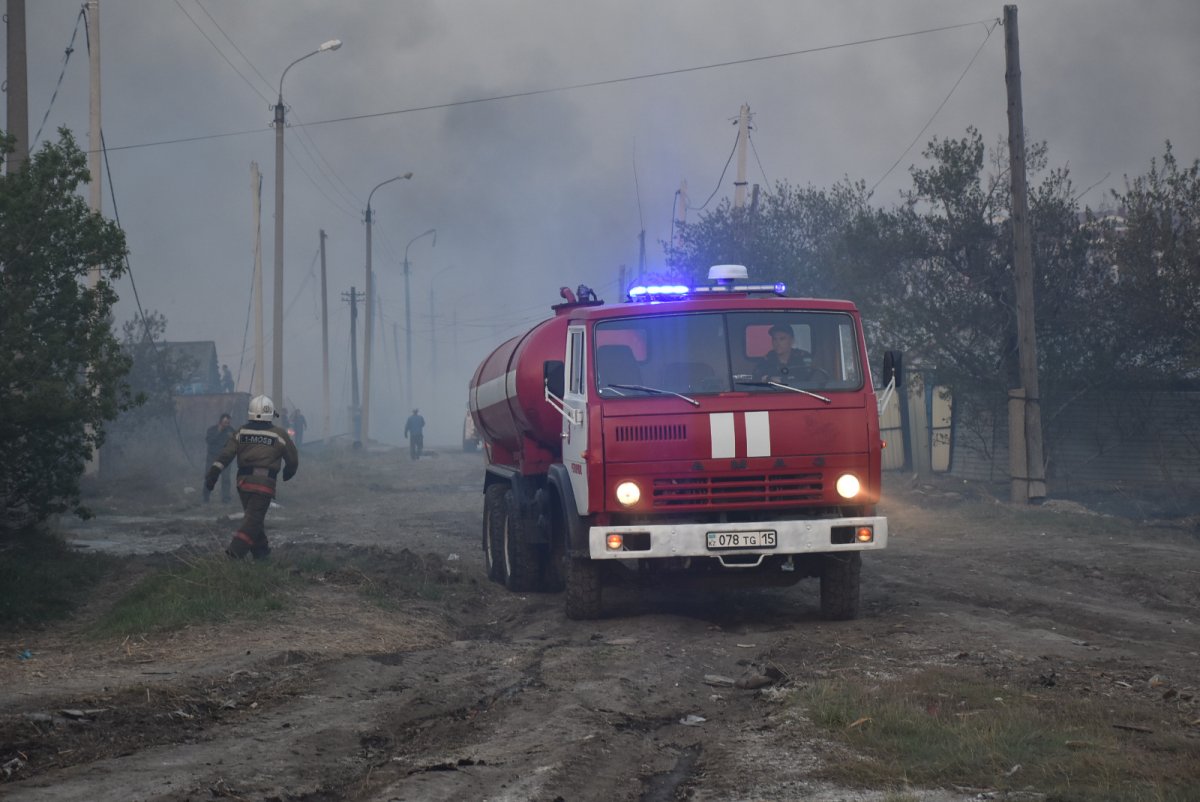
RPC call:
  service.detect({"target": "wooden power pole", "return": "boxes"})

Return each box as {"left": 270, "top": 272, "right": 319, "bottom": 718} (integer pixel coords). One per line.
{"left": 5, "top": 0, "right": 30, "bottom": 169}
{"left": 1004, "top": 4, "right": 1047, "bottom": 503}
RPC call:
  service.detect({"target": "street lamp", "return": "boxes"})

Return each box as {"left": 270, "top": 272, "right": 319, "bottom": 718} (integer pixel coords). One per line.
{"left": 361, "top": 172, "right": 413, "bottom": 446}
{"left": 272, "top": 38, "right": 341, "bottom": 410}
{"left": 403, "top": 228, "right": 436, "bottom": 410}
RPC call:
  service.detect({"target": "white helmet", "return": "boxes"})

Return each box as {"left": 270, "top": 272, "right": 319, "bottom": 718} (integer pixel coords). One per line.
{"left": 248, "top": 395, "right": 277, "bottom": 421}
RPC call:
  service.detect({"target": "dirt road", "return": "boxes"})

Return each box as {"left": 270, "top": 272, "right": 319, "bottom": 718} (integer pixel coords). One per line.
{"left": 2, "top": 446, "right": 1198, "bottom": 801}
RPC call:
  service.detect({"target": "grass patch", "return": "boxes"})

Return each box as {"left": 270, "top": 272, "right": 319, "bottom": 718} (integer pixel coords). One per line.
{"left": 91, "top": 546, "right": 454, "bottom": 638}
{"left": 0, "top": 528, "right": 116, "bottom": 627}
{"left": 91, "top": 554, "right": 300, "bottom": 638}
{"left": 795, "top": 666, "right": 1200, "bottom": 801}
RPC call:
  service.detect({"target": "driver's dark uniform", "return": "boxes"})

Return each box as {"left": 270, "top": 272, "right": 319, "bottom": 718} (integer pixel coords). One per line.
{"left": 754, "top": 348, "right": 816, "bottom": 381}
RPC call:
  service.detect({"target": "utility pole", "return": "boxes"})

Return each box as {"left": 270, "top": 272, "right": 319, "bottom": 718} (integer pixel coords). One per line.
{"left": 392, "top": 323, "right": 403, "bottom": 403}
{"left": 1004, "top": 4, "right": 1046, "bottom": 503}
{"left": 672, "top": 179, "right": 688, "bottom": 252}
{"left": 343, "top": 287, "right": 361, "bottom": 442}
{"left": 251, "top": 163, "right": 265, "bottom": 395}
{"left": 733, "top": 103, "right": 750, "bottom": 210}
{"left": 319, "top": 230, "right": 330, "bottom": 442}
{"left": 85, "top": 0, "right": 101, "bottom": 286}
{"left": 5, "top": 0, "right": 30, "bottom": 169}
{"left": 82, "top": 0, "right": 102, "bottom": 477}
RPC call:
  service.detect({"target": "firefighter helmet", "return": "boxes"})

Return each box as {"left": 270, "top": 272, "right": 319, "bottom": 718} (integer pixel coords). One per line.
{"left": 248, "top": 395, "right": 277, "bottom": 421}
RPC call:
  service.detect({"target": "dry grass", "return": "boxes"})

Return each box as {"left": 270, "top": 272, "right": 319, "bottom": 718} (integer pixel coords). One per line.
{"left": 794, "top": 665, "right": 1200, "bottom": 802}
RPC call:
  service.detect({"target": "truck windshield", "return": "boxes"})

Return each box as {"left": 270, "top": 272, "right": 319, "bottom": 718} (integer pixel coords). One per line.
{"left": 594, "top": 311, "right": 863, "bottom": 397}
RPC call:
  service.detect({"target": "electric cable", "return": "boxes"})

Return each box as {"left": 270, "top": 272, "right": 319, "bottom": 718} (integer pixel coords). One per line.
{"left": 870, "top": 18, "right": 1000, "bottom": 196}
{"left": 101, "top": 18, "right": 1000, "bottom": 154}
{"left": 31, "top": 7, "right": 85, "bottom": 149}
{"left": 689, "top": 129, "right": 740, "bottom": 212}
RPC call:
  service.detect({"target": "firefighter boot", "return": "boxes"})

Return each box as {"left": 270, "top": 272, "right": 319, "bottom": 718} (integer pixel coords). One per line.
{"left": 226, "top": 531, "right": 254, "bottom": 559}
{"left": 250, "top": 541, "right": 271, "bottom": 561}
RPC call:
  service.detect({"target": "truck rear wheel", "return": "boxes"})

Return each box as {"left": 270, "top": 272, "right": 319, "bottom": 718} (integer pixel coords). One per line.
{"left": 564, "top": 556, "right": 603, "bottom": 620}
{"left": 482, "top": 484, "right": 507, "bottom": 582}
{"left": 503, "top": 489, "right": 542, "bottom": 592}
{"left": 819, "top": 552, "right": 861, "bottom": 620}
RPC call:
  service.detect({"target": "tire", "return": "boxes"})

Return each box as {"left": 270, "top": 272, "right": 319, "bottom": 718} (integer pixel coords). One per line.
{"left": 483, "top": 484, "right": 507, "bottom": 582}
{"left": 564, "top": 556, "right": 603, "bottom": 620}
{"left": 502, "top": 489, "right": 543, "bottom": 592}
{"left": 819, "top": 552, "right": 861, "bottom": 621}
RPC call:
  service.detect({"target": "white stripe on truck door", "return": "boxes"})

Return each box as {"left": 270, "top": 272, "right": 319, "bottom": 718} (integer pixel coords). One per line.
{"left": 745, "top": 411, "right": 771, "bottom": 457}
{"left": 710, "top": 413, "right": 735, "bottom": 459}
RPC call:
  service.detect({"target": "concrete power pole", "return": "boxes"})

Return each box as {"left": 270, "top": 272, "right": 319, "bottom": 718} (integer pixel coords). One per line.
{"left": 320, "top": 230, "right": 331, "bottom": 442}
{"left": 5, "top": 0, "right": 30, "bottom": 169}
{"left": 1004, "top": 4, "right": 1047, "bottom": 503}
{"left": 344, "top": 288, "right": 361, "bottom": 441}
{"left": 251, "top": 163, "right": 265, "bottom": 395}
{"left": 733, "top": 103, "right": 750, "bottom": 210}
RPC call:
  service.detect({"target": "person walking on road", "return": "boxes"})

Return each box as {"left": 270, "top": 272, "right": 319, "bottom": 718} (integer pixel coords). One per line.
{"left": 203, "top": 413, "right": 236, "bottom": 503}
{"left": 292, "top": 408, "right": 307, "bottom": 447}
{"left": 404, "top": 408, "right": 426, "bottom": 461}
{"left": 205, "top": 395, "right": 299, "bottom": 559}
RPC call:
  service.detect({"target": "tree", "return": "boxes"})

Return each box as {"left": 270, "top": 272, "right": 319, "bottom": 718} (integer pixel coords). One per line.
{"left": 1099, "top": 142, "right": 1200, "bottom": 381}
{"left": 665, "top": 178, "right": 874, "bottom": 299}
{"left": 0, "top": 130, "right": 134, "bottom": 528}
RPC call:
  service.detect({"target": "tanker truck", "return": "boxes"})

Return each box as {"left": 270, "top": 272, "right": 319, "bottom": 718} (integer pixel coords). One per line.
{"left": 468, "top": 265, "right": 887, "bottom": 620}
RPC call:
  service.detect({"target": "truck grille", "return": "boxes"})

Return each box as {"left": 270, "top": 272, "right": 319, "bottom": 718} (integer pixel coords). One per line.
{"left": 615, "top": 423, "right": 687, "bottom": 443}
{"left": 651, "top": 472, "right": 824, "bottom": 507}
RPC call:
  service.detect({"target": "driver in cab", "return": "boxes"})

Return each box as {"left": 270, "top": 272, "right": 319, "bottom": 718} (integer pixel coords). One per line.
{"left": 755, "top": 322, "right": 818, "bottom": 382}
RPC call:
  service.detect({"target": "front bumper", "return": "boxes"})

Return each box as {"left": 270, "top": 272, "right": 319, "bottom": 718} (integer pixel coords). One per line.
{"left": 587, "top": 516, "right": 887, "bottom": 560}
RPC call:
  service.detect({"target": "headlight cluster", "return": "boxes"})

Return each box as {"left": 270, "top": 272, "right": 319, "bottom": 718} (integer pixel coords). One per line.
{"left": 835, "top": 473, "right": 861, "bottom": 499}
{"left": 615, "top": 481, "right": 641, "bottom": 506}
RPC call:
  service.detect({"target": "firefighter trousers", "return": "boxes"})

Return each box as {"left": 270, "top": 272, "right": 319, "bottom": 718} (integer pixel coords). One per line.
{"left": 227, "top": 488, "right": 273, "bottom": 559}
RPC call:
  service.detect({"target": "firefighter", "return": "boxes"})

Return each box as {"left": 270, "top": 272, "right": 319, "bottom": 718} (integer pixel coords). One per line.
{"left": 205, "top": 395, "right": 299, "bottom": 559}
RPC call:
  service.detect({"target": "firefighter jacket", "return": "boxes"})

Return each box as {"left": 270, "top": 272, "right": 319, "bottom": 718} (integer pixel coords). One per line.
{"left": 206, "top": 420, "right": 299, "bottom": 497}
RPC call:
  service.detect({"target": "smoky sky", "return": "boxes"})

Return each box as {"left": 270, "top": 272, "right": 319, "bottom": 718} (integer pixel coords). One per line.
{"left": 5, "top": 0, "right": 1198, "bottom": 445}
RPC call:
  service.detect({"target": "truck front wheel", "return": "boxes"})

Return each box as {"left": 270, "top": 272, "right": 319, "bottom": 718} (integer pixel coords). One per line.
{"left": 819, "top": 552, "right": 861, "bottom": 621}
{"left": 564, "top": 556, "right": 603, "bottom": 620}
{"left": 482, "top": 484, "right": 507, "bottom": 582}
{"left": 503, "top": 489, "right": 543, "bottom": 592}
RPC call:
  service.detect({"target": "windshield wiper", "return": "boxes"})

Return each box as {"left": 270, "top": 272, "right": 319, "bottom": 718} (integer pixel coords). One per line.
{"left": 735, "top": 380, "right": 831, "bottom": 404}
{"left": 606, "top": 383, "right": 700, "bottom": 406}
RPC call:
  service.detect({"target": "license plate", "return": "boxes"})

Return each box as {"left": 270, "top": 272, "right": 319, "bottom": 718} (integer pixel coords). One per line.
{"left": 706, "top": 530, "right": 778, "bottom": 551}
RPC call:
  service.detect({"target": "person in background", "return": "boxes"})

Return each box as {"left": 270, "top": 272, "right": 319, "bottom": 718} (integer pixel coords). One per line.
{"left": 292, "top": 408, "right": 307, "bottom": 447}
{"left": 220, "top": 364, "right": 235, "bottom": 393}
{"left": 205, "top": 395, "right": 299, "bottom": 560}
{"left": 404, "top": 408, "right": 426, "bottom": 460}
{"left": 203, "top": 413, "right": 235, "bottom": 503}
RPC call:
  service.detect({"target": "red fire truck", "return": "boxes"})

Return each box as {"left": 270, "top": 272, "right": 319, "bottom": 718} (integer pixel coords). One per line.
{"left": 468, "top": 266, "right": 887, "bottom": 619}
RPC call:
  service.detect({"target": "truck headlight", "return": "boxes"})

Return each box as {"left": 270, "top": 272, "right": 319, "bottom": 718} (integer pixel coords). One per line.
{"left": 615, "top": 481, "right": 641, "bottom": 506}
{"left": 835, "top": 474, "right": 861, "bottom": 499}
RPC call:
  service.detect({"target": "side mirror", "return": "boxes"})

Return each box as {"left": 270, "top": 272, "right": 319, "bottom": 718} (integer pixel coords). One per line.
{"left": 544, "top": 360, "right": 565, "bottom": 398}
{"left": 881, "top": 351, "right": 902, "bottom": 387}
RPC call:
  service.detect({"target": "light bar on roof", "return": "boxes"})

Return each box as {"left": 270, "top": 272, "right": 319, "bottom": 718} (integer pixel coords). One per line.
{"left": 626, "top": 282, "right": 787, "bottom": 302}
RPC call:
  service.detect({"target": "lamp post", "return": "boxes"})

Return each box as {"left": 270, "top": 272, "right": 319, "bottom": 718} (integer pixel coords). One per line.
{"left": 272, "top": 38, "right": 341, "bottom": 409}
{"left": 402, "top": 228, "right": 436, "bottom": 410}
{"left": 361, "top": 173, "right": 413, "bottom": 446}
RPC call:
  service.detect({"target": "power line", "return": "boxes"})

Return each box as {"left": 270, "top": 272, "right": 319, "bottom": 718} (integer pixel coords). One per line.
{"left": 31, "top": 7, "right": 86, "bottom": 149}
{"left": 690, "top": 128, "right": 740, "bottom": 212}
{"left": 102, "top": 19, "right": 998, "bottom": 154}
{"left": 172, "top": 0, "right": 272, "bottom": 106}
{"left": 869, "top": 18, "right": 1000, "bottom": 196}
